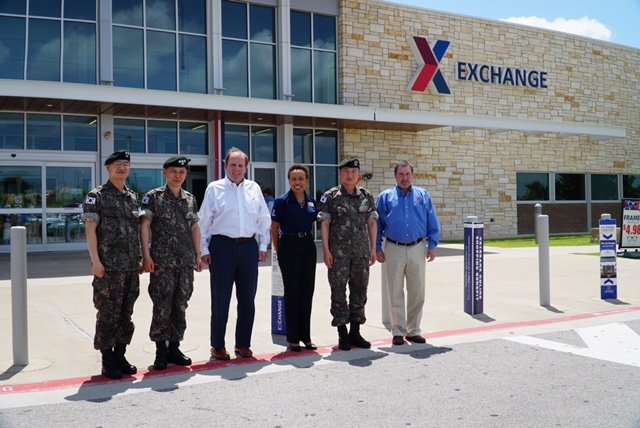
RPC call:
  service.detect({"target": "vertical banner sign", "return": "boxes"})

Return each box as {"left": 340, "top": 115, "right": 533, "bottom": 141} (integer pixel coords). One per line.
{"left": 620, "top": 198, "right": 640, "bottom": 249}
{"left": 464, "top": 219, "right": 484, "bottom": 315}
{"left": 271, "top": 250, "right": 287, "bottom": 335}
{"left": 599, "top": 218, "right": 618, "bottom": 299}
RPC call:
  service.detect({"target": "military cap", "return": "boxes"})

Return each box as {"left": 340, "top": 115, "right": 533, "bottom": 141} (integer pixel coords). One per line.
{"left": 338, "top": 157, "right": 360, "bottom": 169}
{"left": 163, "top": 155, "right": 191, "bottom": 168}
{"left": 104, "top": 150, "right": 130, "bottom": 165}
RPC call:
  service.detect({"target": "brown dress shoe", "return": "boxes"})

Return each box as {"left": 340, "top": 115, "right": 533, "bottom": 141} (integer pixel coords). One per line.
{"left": 234, "top": 346, "right": 253, "bottom": 358}
{"left": 405, "top": 335, "right": 426, "bottom": 344}
{"left": 392, "top": 335, "right": 406, "bottom": 345}
{"left": 210, "top": 347, "right": 230, "bottom": 361}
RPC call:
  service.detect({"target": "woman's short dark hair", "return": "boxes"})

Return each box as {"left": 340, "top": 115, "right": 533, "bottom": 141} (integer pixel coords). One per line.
{"left": 288, "top": 164, "right": 309, "bottom": 179}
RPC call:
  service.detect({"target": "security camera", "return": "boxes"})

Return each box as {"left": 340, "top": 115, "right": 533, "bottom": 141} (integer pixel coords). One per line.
{"left": 11, "top": 153, "right": 16, "bottom": 158}
{"left": 362, "top": 173, "right": 373, "bottom": 181}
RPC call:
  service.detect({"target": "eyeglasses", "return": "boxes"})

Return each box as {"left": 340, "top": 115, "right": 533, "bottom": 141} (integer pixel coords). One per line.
{"left": 112, "top": 161, "right": 131, "bottom": 168}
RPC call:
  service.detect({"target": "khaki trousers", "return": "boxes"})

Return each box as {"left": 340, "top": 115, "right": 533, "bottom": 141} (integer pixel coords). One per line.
{"left": 381, "top": 241, "right": 426, "bottom": 336}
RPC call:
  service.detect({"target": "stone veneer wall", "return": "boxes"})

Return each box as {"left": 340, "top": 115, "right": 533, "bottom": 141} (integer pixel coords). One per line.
{"left": 338, "top": 0, "right": 640, "bottom": 239}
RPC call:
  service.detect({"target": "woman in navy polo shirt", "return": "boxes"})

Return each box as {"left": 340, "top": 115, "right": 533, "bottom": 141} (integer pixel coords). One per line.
{"left": 270, "top": 164, "right": 319, "bottom": 352}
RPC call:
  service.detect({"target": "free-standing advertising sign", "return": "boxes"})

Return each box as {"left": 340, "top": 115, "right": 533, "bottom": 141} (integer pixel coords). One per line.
{"left": 620, "top": 198, "right": 640, "bottom": 249}
{"left": 599, "top": 217, "right": 617, "bottom": 300}
{"left": 271, "top": 250, "right": 287, "bottom": 334}
{"left": 464, "top": 218, "right": 484, "bottom": 315}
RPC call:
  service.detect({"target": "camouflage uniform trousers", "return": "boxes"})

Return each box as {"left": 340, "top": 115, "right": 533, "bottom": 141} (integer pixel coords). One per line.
{"left": 328, "top": 254, "right": 370, "bottom": 327}
{"left": 93, "top": 271, "right": 140, "bottom": 350}
{"left": 148, "top": 266, "right": 194, "bottom": 342}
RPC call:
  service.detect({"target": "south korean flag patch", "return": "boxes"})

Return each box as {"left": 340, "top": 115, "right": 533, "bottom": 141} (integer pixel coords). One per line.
{"left": 85, "top": 196, "right": 96, "bottom": 205}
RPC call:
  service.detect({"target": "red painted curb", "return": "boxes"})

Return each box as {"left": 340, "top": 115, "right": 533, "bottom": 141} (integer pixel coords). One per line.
{"left": 2, "top": 306, "right": 639, "bottom": 395}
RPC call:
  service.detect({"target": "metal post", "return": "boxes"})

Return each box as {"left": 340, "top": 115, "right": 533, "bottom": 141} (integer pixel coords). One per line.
{"left": 11, "top": 226, "right": 29, "bottom": 366}
{"left": 534, "top": 203, "right": 542, "bottom": 244}
{"left": 536, "top": 215, "right": 550, "bottom": 306}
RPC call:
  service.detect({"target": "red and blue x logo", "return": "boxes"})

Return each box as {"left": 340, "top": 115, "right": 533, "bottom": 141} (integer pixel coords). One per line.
{"left": 407, "top": 36, "right": 451, "bottom": 95}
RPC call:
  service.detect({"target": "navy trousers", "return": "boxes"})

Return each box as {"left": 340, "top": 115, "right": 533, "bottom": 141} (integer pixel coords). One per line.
{"left": 209, "top": 235, "right": 259, "bottom": 349}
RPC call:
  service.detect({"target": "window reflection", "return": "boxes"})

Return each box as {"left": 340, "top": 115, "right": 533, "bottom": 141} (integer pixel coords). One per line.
{"left": 0, "top": 112, "right": 24, "bottom": 150}
{"left": 223, "top": 124, "right": 250, "bottom": 157}
{"left": 114, "top": 118, "right": 145, "bottom": 152}
{"left": 27, "top": 114, "right": 61, "bottom": 150}
{"left": 46, "top": 213, "right": 85, "bottom": 243}
{"left": 1, "top": 214, "right": 43, "bottom": 245}
{"left": 64, "top": 0, "right": 95, "bottom": 20}
{"left": 147, "top": 0, "right": 175, "bottom": 30}
{"left": 147, "top": 30, "right": 176, "bottom": 90}
{"left": 63, "top": 21, "right": 96, "bottom": 84}
{"left": 291, "top": 11, "right": 311, "bottom": 47}
{"left": 250, "top": 4, "right": 274, "bottom": 42}
{"left": 223, "top": 40, "right": 248, "bottom": 97}
{"left": 128, "top": 168, "right": 164, "bottom": 198}
{"left": 63, "top": 115, "right": 97, "bottom": 151}
{"left": 148, "top": 120, "right": 177, "bottom": 153}
{"left": 29, "top": 0, "right": 60, "bottom": 18}
{"left": 179, "top": 34, "right": 207, "bottom": 93}
{"left": 113, "top": 0, "right": 143, "bottom": 26}
{"left": 313, "top": 14, "right": 336, "bottom": 50}
{"left": 314, "top": 51, "right": 336, "bottom": 104}
{"left": 178, "top": 0, "right": 206, "bottom": 33}
{"left": 0, "top": 17, "right": 26, "bottom": 79}
{"left": 222, "top": 0, "right": 246, "bottom": 39}
{"left": 46, "top": 166, "right": 91, "bottom": 208}
{"left": 250, "top": 44, "right": 275, "bottom": 99}
{"left": 293, "top": 129, "right": 313, "bottom": 164}
{"left": 291, "top": 48, "right": 311, "bottom": 102}
{"left": 0, "top": 0, "right": 26, "bottom": 15}
{"left": 113, "top": 27, "right": 144, "bottom": 88}
{"left": 315, "top": 130, "right": 338, "bottom": 164}
{"left": 180, "top": 122, "right": 208, "bottom": 155}
{"left": 27, "top": 18, "right": 61, "bottom": 81}
{"left": 251, "top": 127, "right": 276, "bottom": 162}
{"left": 0, "top": 166, "right": 42, "bottom": 208}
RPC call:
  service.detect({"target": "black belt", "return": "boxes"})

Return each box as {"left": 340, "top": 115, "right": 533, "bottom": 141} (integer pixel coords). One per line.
{"left": 386, "top": 237, "right": 423, "bottom": 247}
{"left": 283, "top": 231, "right": 311, "bottom": 238}
{"left": 214, "top": 234, "right": 255, "bottom": 244}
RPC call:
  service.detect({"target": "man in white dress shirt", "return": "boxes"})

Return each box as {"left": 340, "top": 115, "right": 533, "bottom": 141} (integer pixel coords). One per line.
{"left": 198, "top": 147, "right": 271, "bottom": 360}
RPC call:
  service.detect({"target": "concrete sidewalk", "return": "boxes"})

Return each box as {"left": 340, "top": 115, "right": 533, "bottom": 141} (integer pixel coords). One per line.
{"left": 2, "top": 243, "right": 640, "bottom": 386}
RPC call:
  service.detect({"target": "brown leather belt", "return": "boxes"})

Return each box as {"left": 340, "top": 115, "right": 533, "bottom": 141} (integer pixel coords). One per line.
{"left": 215, "top": 234, "right": 255, "bottom": 244}
{"left": 386, "top": 237, "right": 423, "bottom": 247}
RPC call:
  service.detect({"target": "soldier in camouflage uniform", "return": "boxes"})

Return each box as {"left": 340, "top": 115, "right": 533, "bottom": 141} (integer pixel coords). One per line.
{"left": 83, "top": 150, "right": 142, "bottom": 380}
{"left": 140, "top": 156, "right": 204, "bottom": 370}
{"left": 317, "top": 157, "right": 378, "bottom": 351}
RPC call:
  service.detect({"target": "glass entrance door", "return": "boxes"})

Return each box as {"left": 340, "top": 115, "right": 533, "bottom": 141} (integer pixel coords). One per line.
{"left": 251, "top": 163, "right": 277, "bottom": 211}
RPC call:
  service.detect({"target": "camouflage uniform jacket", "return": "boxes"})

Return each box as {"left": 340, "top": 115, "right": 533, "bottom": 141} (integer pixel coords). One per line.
{"left": 141, "top": 185, "right": 199, "bottom": 269}
{"left": 317, "top": 185, "right": 379, "bottom": 257}
{"left": 82, "top": 180, "right": 141, "bottom": 271}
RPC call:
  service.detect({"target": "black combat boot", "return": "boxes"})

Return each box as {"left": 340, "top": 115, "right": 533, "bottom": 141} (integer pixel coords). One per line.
{"left": 349, "top": 322, "right": 371, "bottom": 349}
{"left": 168, "top": 341, "right": 192, "bottom": 366}
{"left": 337, "top": 325, "right": 351, "bottom": 351}
{"left": 114, "top": 344, "right": 137, "bottom": 375}
{"left": 100, "top": 348, "right": 122, "bottom": 379}
{"left": 154, "top": 341, "right": 169, "bottom": 370}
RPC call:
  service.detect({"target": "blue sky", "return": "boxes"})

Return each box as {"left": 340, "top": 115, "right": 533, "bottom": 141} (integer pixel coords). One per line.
{"left": 385, "top": 0, "right": 640, "bottom": 49}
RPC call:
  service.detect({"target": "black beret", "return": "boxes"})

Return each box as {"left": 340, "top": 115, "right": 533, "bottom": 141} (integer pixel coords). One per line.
{"left": 338, "top": 157, "right": 360, "bottom": 169}
{"left": 104, "top": 150, "right": 130, "bottom": 165}
{"left": 163, "top": 155, "right": 190, "bottom": 168}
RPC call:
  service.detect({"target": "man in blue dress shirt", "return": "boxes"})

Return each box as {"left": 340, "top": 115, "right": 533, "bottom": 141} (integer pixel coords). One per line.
{"left": 376, "top": 160, "right": 440, "bottom": 345}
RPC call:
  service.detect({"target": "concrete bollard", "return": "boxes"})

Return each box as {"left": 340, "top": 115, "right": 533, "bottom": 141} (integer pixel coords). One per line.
{"left": 11, "top": 226, "right": 29, "bottom": 366}
{"left": 534, "top": 203, "right": 542, "bottom": 244}
{"left": 536, "top": 215, "right": 550, "bottom": 306}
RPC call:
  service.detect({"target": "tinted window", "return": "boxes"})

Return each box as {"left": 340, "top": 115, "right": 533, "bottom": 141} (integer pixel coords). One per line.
{"left": 291, "top": 48, "right": 311, "bottom": 102}
{"left": 315, "top": 130, "right": 338, "bottom": 164}
{"left": 63, "top": 115, "right": 97, "bottom": 151}
{"left": 179, "top": 34, "right": 207, "bottom": 93}
{"left": 146, "top": 0, "right": 175, "bottom": 30}
{"left": 0, "top": 0, "right": 26, "bottom": 14}
{"left": 313, "top": 14, "right": 335, "bottom": 50}
{"left": 0, "top": 17, "right": 26, "bottom": 79}
{"left": 148, "top": 120, "right": 177, "bottom": 153}
{"left": 113, "top": 0, "right": 142, "bottom": 26}
{"left": 64, "top": 0, "right": 95, "bottom": 20}
{"left": 290, "top": 10, "right": 310, "bottom": 47}
{"left": 251, "top": 127, "right": 276, "bottom": 162}
{"left": 29, "top": 0, "right": 60, "bottom": 18}
{"left": 223, "top": 40, "right": 248, "bottom": 97}
{"left": 178, "top": 0, "right": 206, "bottom": 33}
{"left": 250, "top": 43, "right": 275, "bottom": 99}
{"left": 314, "top": 51, "right": 336, "bottom": 104}
{"left": 114, "top": 118, "right": 145, "bottom": 152}
{"left": 63, "top": 21, "right": 96, "bottom": 84}
{"left": 27, "top": 19, "right": 61, "bottom": 81}
{"left": 517, "top": 173, "right": 549, "bottom": 201}
{"left": 623, "top": 175, "right": 640, "bottom": 198}
{"left": 555, "top": 173, "right": 585, "bottom": 201}
{"left": 222, "top": 0, "right": 246, "bottom": 39}
{"left": 180, "top": 122, "right": 207, "bottom": 155}
{"left": 591, "top": 174, "right": 618, "bottom": 201}
{"left": 250, "top": 4, "right": 274, "bottom": 42}
{"left": 27, "top": 114, "right": 61, "bottom": 150}
{"left": 147, "top": 30, "right": 176, "bottom": 90}
{"left": 293, "top": 128, "right": 313, "bottom": 163}
{"left": 113, "top": 27, "right": 144, "bottom": 88}
{"left": 223, "top": 124, "right": 249, "bottom": 157}
{"left": 0, "top": 112, "right": 24, "bottom": 150}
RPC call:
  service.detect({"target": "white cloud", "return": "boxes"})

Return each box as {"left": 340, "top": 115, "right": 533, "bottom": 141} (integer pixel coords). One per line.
{"left": 500, "top": 16, "right": 613, "bottom": 41}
